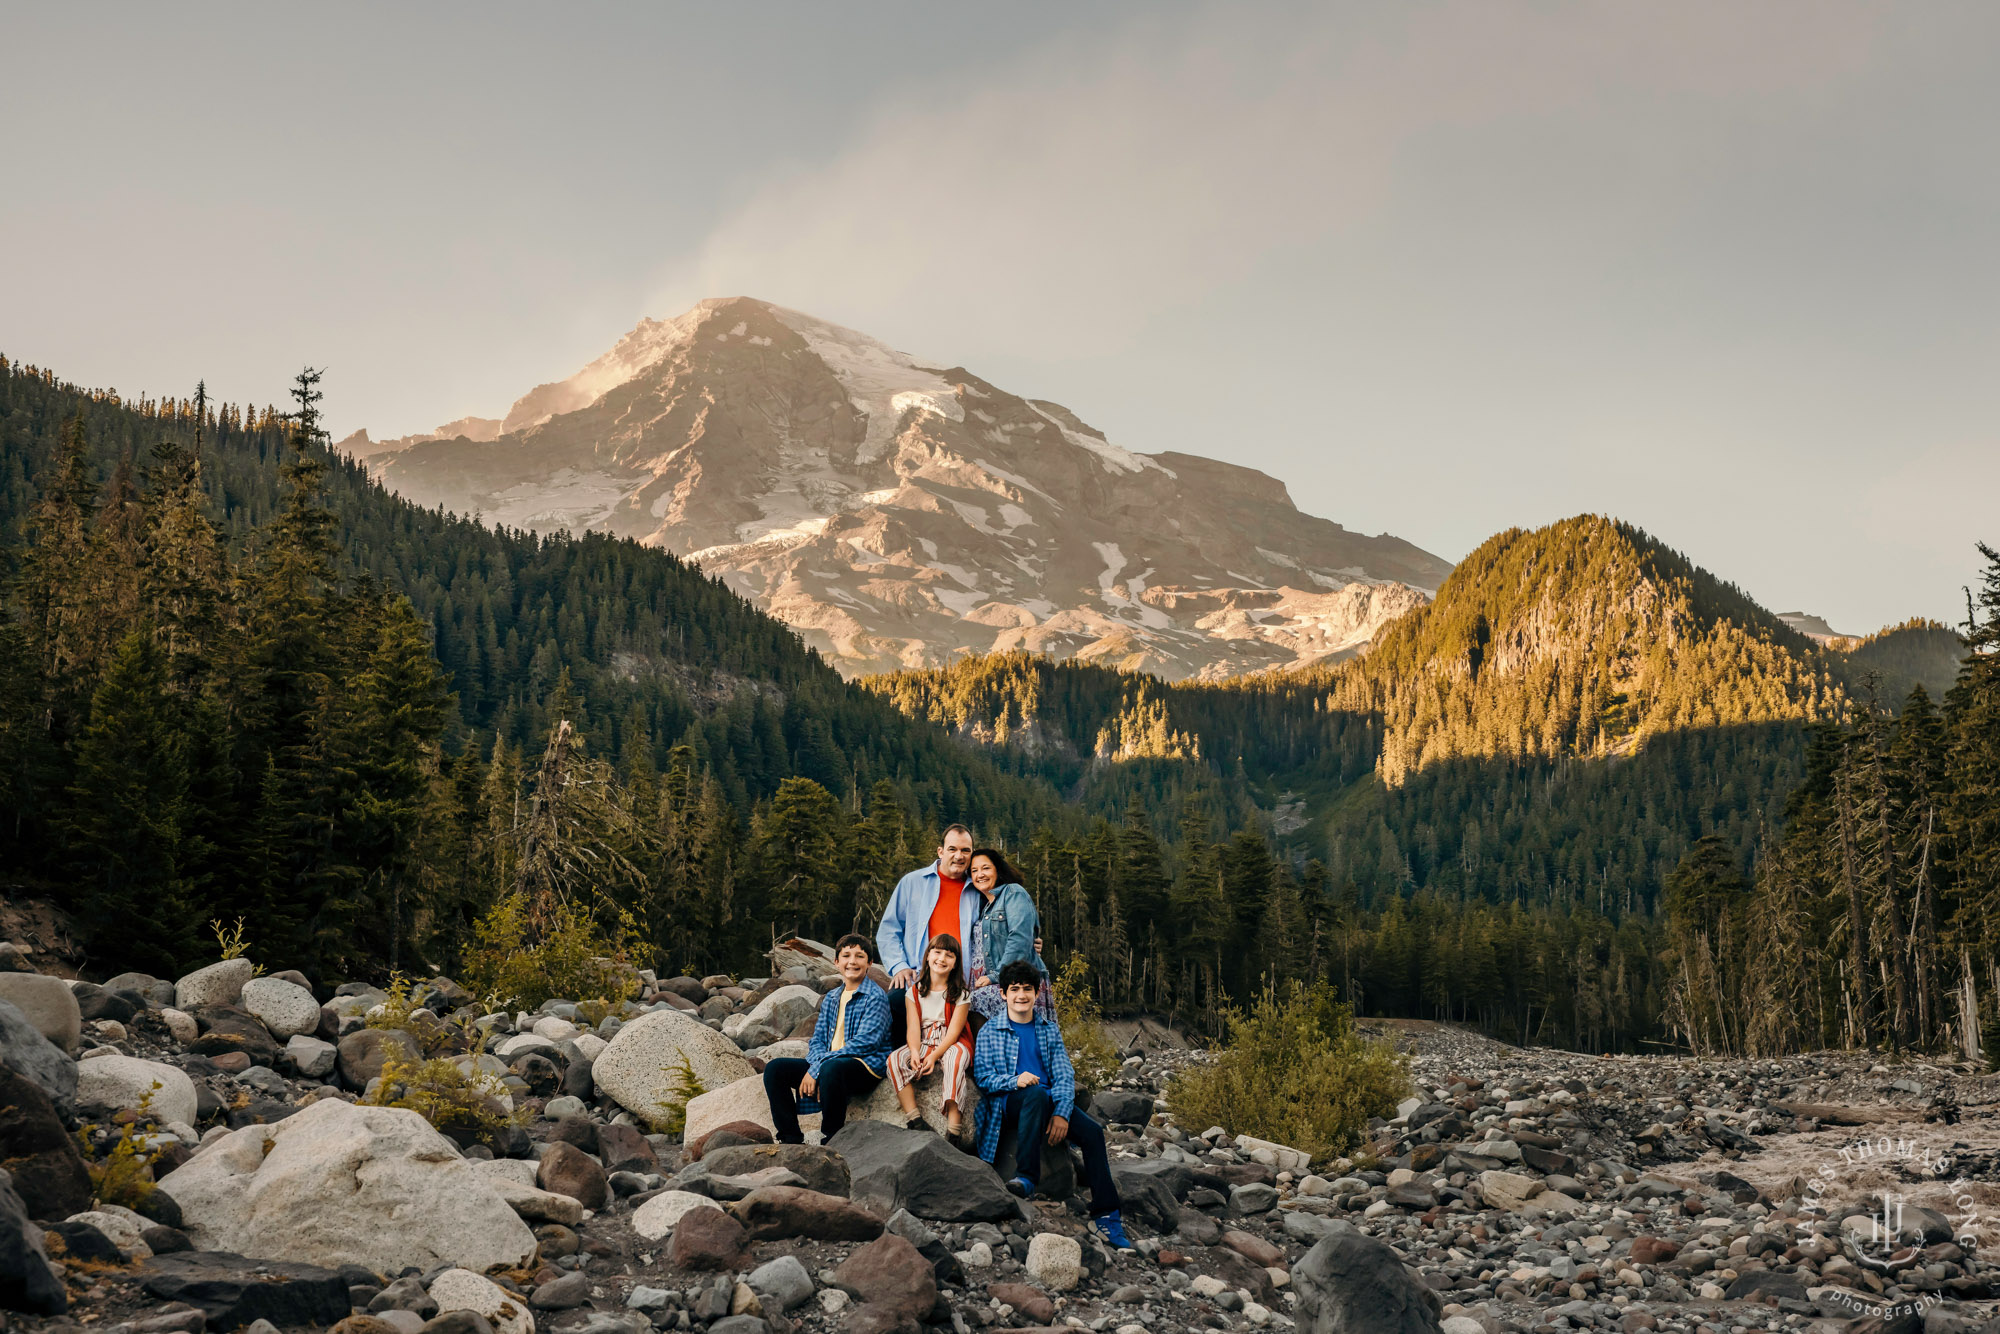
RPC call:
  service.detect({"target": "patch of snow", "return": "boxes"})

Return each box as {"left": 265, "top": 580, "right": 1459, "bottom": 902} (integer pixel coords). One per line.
{"left": 1257, "top": 547, "right": 1300, "bottom": 570}
{"left": 948, "top": 500, "right": 994, "bottom": 532}
{"left": 997, "top": 503, "right": 1034, "bottom": 530}
{"left": 1308, "top": 570, "right": 1356, "bottom": 589}
{"left": 730, "top": 321, "right": 748, "bottom": 336}
{"left": 933, "top": 587, "right": 985, "bottom": 618}
{"left": 844, "top": 536, "right": 887, "bottom": 565}
{"left": 1028, "top": 403, "right": 1162, "bottom": 476}
{"left": 919, "top": 537, "right": 939, "bottom": 559}
{"left": 1092, "top": 542, "right": 1127, "bottom": 596}
{"left": 1019, "top": 598, "right": 1057, "bottom": 619}
{"left": 765, "top": 303, "right": 964, "bottom": 464}
{"left": 930, "top": 562, "right": 980, "bottom": 588}
{"left": 972, "top": 458, "right": 1063, "bottom": 507}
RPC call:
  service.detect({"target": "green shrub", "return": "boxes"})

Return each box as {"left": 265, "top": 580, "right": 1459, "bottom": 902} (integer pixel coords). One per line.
{"left": 1052, "top": 953, "right": 1119, "bottom": 1098}
{"left": 1167, "top": 982, "right": 1409, "bottom": 1165}
{"left": 73, "top": 1084, "right": 161, "bottom": 1210}
{"left": 458, "top": 890, "right": 643, "bottom": 1011}
{"left": 651, "top": 1054, "right": 707, "bottom": 1136}
{"left": 364, "top": 1049, "right": 528, "bottom": 1146}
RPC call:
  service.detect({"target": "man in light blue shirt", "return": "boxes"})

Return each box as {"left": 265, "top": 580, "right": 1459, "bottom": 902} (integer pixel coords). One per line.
{"left": 875, "top": 822, "right": 977, "bottom": 1046}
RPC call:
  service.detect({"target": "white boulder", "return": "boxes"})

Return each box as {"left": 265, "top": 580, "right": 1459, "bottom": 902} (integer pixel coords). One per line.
{"left": 593, "top": 1010, "right": 756, "bottom": 1126}
{"left": 286, "top": 1034, "right": 338, "bottom": 1078}
{"left": 495, "top": 1033, "right": 556, "bottom": 1059}
{"left": 683, "top": 1074, "right": 798, "bottom": 1148}
{"left": 160, "top": 1008, "right": 199, "bottom": 1044}
{"left": 157, "top": 1097, "right": 536, "bottom": 1272}
{"left": 1025, "top": 1232, "right": 1083, "bottom": 1291}
{"left": 240, "top": 977, "right": 321, "bottom": 1039}
{"left": 632, "top": 1192, "right": 727, "bottom": 1243}
{"left": 1478, "top": 1169, "right": 1544, "bottom": 1211}
{"left": 75, "top": 1054, "right": 198, "bottom": 1126}
{"left": 175, "top": 958, "right": 256, "bottom": 1010}
{"left": 67, "top": 1207, "right": 153, "bottom": 1259}
{"left": 745, "top": 984, "right": 821, "bottom": 1034}
{"left": 0, "top": 974, "right": 82, "bottom": 1053}
{"left": 430, "top": 1268, "right": 534, "bottom": 1334}
{"left": 571, "top": 1032, "right": 607, "bottom": 1062}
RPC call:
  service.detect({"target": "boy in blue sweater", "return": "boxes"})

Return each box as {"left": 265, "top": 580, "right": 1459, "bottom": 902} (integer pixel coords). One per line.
{"left": 971, "top": 960, "right": 1130, "bottom": 1248}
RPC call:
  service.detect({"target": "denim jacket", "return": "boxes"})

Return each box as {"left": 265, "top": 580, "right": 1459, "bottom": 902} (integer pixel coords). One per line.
{"left": 973, "top": 881, "right": 1040, "bottom": 983}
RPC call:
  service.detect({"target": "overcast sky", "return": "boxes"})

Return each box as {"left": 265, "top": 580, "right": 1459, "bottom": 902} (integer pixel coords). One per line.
{"left": 4, "top": 2, "right": 1995, "bottom": 634}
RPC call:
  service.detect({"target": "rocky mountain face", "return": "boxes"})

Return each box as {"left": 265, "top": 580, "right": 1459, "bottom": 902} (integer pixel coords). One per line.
{"left": 340, "top": 298, "right": 1448, "bottom": 679}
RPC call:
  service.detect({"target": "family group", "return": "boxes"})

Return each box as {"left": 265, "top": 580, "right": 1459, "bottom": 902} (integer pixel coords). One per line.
{"left": 759, "top": 824, "right": 1130, "bottom": 1249}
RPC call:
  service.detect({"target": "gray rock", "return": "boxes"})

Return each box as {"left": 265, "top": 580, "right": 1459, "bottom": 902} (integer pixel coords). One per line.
{"left": 0, "top": 1170, "right": 66, "bottom": 1314}
{"left": 1283, "top": 1210, "right": 1355, "bottom": 1246}
{"left": 286, "top": 1033, "right": 338, "bottom": 1078}
{"left": 174, "top": 958, "right": 256, "bottom": 1011}
{"left": 747, "top": 1254, "right": 814, "bottom": 1311}
{"left": 0, "top": 974, "right": 81, "bottom": 1054}
{"left": 707, "top": 1318, "right": 767, "bottom": 1334}
{"left": 102, "top": 976, "right": 175, "bottom": 1008}
{"left": 1089, "top": 1089, "right": 1156, "bottom": 1125}
{"left": 1230, "top": 1181, "right": 1279, "bottom": 1214}
{"left": 0, "top": 997, "right": 77, "bottom": 1113}
{"left": 1292, "top": 1232, "right": 1443, "bottom": 1334}
{"left": 828, "top": 1119, "right": 1018, "bottom": 1222}
{"left": 529, "top": 1272, "right": 591, "bottom": 1310}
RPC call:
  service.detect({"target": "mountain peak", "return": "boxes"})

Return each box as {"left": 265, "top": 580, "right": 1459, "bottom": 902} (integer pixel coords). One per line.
{"left": 357, "top": 300, "right": 1451, "bottom": 678}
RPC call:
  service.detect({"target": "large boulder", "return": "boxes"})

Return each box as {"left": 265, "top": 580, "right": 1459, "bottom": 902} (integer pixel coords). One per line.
{"left": 337, "top": 1027, "right": 423, "bottom": 1089}
{"left": 1291, "top": 1232, "right": 1443, "bottom": 1334}
{"left": 175, "top": 958, "right": 255, "bottom": 1011}
{"left": 536, "top": 1142, "right": 608, "bottom": 1210}
{"left": 0, "top": 1066, "right": 91, "bottom": 1219}
{"left": 1089, "top": 1089, "right": 1156, "bottom": 1126}
{"left": 667, "top": 1203, "right": 753, "bottom": 1271}
{"left": 156, "top": 1097, "right": 537, "bottom": 1273}
{"left": 140, "top": 1250, "right": 351, "bottom": 1330}
{"left": 592, "top": 1011, "right": 756, "bottom": 1126}
{"left": 74, "top": 1054, "right": 199, "bottom": 1127}
{"left": 683, "top": 1074, "right": 800, "bottom": 1149}
{"left": 0, "top": 998, "right": 76, "bottom": 1114}
{"left": 701, "top": 1143, "right": 850, "bottom": 1197}
{"left": 240, "top": 977, "right": 322, "bottom": 1039}
{"left": 828, "top": 1120, "right": 1017, "bottom": 1223}
{"left": 1025, "top": 1232, "right": 1083, "bottom": 1291}
{"left": 743, "top": 985, "right": 820, "bottom": 1035}
{"left": 730, "top": 1186, "right": 883, "bottom": 1242}
{"left": 830, "top": 1233, "right": 938, "bottom": 1333}
{"left": 103, "top": 972, "right": 177, "bottom": 1009}
{"left": 429, "top": 1267, "right": 534, "bottom": 1334}
{"left": 631, "top": 1191, "right": 718, "bottom": 1242}
{"left": 0, "top": 974, "right": 81, "bottom": 1054}
{"left": 0, "top": 1171, "right": 66, "bottom": 1314}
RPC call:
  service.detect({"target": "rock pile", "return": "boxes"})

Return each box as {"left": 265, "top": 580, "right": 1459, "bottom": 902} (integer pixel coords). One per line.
{"left": 4, "top": 946, "right": 1999, "bottom": 1334}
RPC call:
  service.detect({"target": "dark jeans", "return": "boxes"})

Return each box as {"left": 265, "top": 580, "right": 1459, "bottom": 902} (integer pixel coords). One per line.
{"left": 763, "top": 1055, "right": 880, "bottom": 1143}
{"left": 886, "top": 986, "right": 908, "bottom": 1048}
{"left": 998, "top": 1084, "right": 1121, "bottom": 1217}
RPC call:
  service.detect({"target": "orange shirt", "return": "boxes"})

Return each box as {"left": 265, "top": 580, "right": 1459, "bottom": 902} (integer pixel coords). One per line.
{"left": 926, "top": 875, "right": 966, "bottom": 958}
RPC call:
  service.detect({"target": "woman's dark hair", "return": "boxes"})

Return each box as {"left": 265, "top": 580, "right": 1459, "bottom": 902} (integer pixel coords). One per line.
{"left": 916, "top": 933, "right": 967, "bottom": 1004}
{"left": 998, "top": 959, "right": 1042, "bottom": 992}
{"left": 968, "top": 847, "right": 1024, "bottom": 891}
{"left": 834, "top": 933, "right": 874, "bottom": 962}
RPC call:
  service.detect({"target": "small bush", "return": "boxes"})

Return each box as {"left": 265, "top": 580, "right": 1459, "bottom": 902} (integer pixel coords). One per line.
{"left": 459, "top": 890, "right": 643, "bottom": 1011}
{"left": 1052, "top": 953, "right": 1119, "bottom": 1098}
{"left": 1167, "top": 982, "right": 1409, "bottom": 1165}
{"left": 651, "top": 1053, "right": 707, "bottom": 1136}
{"left": 365, "top": 1049, "right": 527, "bottom": 1145}
{"left": 74, "top": 1084, "right": 161, "bottom": 1210}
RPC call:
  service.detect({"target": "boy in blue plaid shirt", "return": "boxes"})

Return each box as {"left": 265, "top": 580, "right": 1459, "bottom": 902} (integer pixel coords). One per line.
{"left": 764, "top": 934, "right": 893, "bottom": 1142}
{"left": 972, "top": 960, "right": 1130, "bottom": 1248}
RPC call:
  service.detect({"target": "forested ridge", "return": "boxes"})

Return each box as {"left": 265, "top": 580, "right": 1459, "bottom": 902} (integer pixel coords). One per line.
{"left": 4, "top": 354, "right": 1993, "bottom": 1060}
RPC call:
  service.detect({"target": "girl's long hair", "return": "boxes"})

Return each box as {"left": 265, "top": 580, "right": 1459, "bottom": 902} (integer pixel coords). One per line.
{"left": 969, "top": 847, "right": 1025, "bottom": 891}
{"left": 917, "top": 933, "right": 968, "bottom": 1004}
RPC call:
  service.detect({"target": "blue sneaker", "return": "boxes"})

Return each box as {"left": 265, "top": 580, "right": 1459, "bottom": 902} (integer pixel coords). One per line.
{"left": 1092, "top": 1209, "right": 1132, "bottom": 1249}
{"left": 1006, "top": 1176, "right": 1033, "bottom": 1198}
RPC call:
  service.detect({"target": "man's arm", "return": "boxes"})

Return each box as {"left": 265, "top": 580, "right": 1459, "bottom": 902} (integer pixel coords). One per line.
{"left": 875, "top": 873, "right": 915, "bottom": 977}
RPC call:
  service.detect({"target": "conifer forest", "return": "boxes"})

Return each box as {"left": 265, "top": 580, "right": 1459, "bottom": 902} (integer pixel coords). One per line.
{"left": 2, "top": 355, "right": 1995, "bottom": 1059}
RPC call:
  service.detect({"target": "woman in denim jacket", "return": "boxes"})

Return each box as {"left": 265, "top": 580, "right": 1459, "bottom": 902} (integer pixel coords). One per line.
{"left": 966, "top": 847, "right": 1054, "bottom": 1020}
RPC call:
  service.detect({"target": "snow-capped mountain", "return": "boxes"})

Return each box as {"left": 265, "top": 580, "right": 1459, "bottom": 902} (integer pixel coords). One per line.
{"left": 339, "top": 297, "right": 1450, "bottom": 679}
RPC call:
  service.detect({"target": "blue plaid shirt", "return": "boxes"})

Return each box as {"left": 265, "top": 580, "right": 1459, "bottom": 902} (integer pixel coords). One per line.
{"left": 807, "top": 979, "right": 893, "bottom": 1080}
{"left": 970, "top": 1013, "right": 1076, "bottom": 1165}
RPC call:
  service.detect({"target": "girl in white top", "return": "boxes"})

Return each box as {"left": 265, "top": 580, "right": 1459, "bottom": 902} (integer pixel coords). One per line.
{"left": 889, "top": 933, "right": 973, "bottom": 1143}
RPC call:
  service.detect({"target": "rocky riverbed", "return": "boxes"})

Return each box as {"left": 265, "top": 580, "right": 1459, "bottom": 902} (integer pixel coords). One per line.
{"left": 2, "top": 939, "right": 1998, "bottom": 1334}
